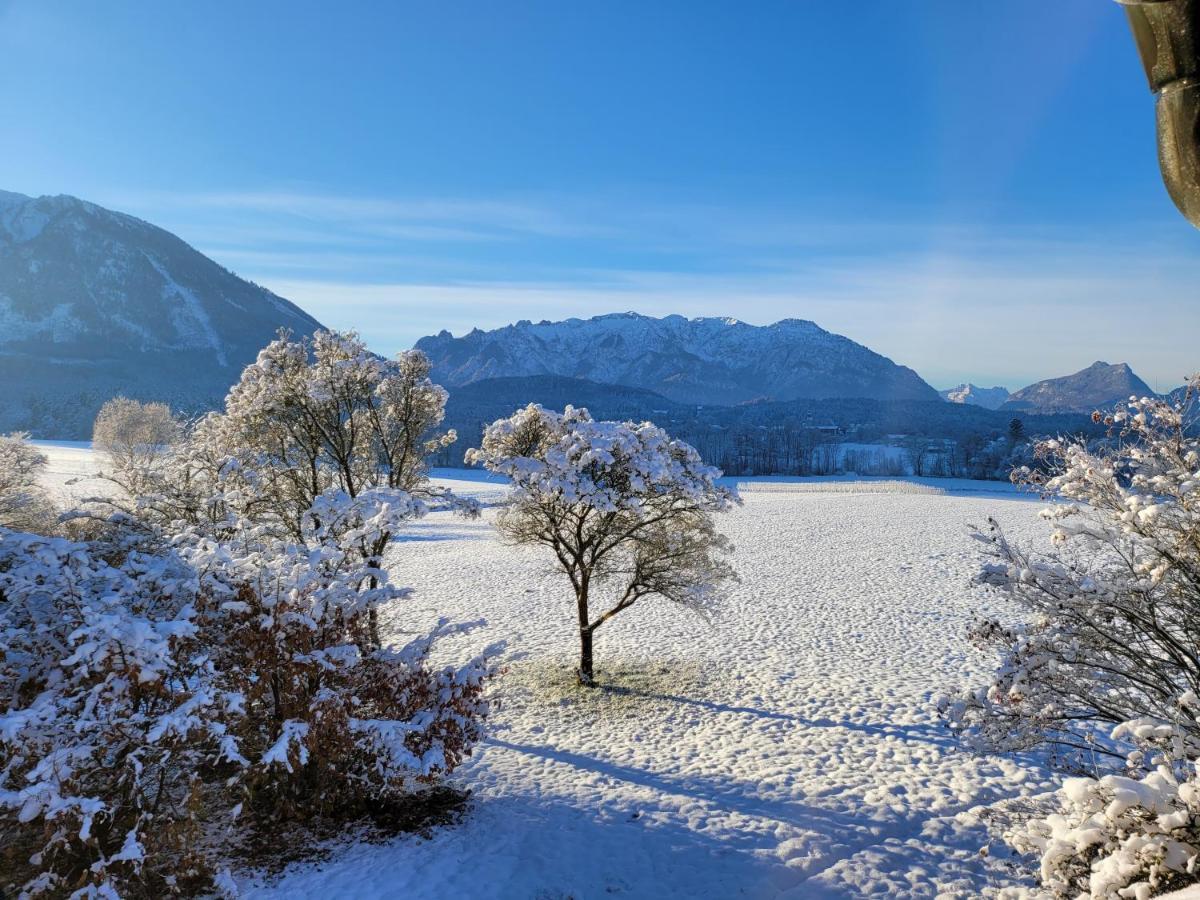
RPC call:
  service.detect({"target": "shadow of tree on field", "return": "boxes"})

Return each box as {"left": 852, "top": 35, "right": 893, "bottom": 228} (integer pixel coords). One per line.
{"left": 594, "top": 683, "right": 958, "bottom": 750}
{"left": 487, "top": 737, "right": 900, "bottom": 842}
{"left": 597, "top": 683, "right": 803, "bottom": 722}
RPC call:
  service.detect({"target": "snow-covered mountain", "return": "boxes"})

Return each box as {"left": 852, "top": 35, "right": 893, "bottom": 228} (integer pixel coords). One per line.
{"left": 1002, "top": 361, "right": 1155, "bottom": 414}
{"left": 1166, "top": 383, "right": 1193, "bottom": 407}
{"left": 415, "top": 312, "right": 939, "bottom": 406}
{"left": 939, "top": 383, "right": 1010, "bottom": 410}
{"left": 0, "top": 190, "right": 322, "bottom": 437}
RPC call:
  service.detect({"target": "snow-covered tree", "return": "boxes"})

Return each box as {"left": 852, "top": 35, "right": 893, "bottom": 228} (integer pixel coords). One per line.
{"left": 0, "top": 432, "right": 55, "bottom": 533}
{"left": 123, "top": 331, "right": 459, "bottom": 538}
{"left": 114, "top": 331, "right": 467, "bottom": 646}
{"left": 216, "top": 331, "right": 457, "bottom": 524}
{"left": 467, "top": 404, "right": 739, "bottom": 685}
{"left": 92, "top": 396, "right": 182, "bottom": 498}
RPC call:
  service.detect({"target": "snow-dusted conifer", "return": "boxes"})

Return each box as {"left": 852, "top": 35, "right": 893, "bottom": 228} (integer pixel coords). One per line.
{"left": 466, "top": 404, "right": 738, "bottom": 685}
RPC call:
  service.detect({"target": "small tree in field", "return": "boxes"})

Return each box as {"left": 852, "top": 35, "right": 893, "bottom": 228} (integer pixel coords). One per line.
{"left": 92, "top": 396, "right": 182, "bottom": 497}
{"left": 467, "top": 404, "right": 739, "bottom": 685}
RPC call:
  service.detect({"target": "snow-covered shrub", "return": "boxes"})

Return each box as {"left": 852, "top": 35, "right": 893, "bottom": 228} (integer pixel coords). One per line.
{"left": 181, "top": 488, "right": 496, "bottom": 821}
{"left": 943, "top": 378, "right": 1200, "bottom": 897}
{"left": 3, "top": 333, "right": 497, "bottom": 895}
{"left": 0, "top": 491, "right": 495, "bottom": 897}
{"left": 466, "top": 403, "right": 738, "bottom": 685}
{"left": 0, "top": 524, "right": 236, "bottom": 896}
{"left": 0, "top": 432, "right": 56, "bottom": 533}
{"left": 945, "top": 381, "right": 1200, "bottom": 766}
{"left": 1004, "top": 711, "right": 1200, "bottom": 899}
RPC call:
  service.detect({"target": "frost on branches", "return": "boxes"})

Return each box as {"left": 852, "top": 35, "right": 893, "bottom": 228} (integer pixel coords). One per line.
{"left": 466, "top": 403, "right": 739, "bottom": 685}
{"left": 943, "top": 378, "right": 1200, "bottom": 898}
{"left": 92, "top": 397, "right": 182, "bottom": 500}
{"left": 96, "top": 331, "right": 464, "bottom": 538}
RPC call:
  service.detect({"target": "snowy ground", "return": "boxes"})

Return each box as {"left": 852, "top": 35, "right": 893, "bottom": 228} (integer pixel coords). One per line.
{"left": 36, "top": 448, "right": 1055, "bottom": 897}
{"left": 32, "top": 440, "right": 107, "bottom": 505}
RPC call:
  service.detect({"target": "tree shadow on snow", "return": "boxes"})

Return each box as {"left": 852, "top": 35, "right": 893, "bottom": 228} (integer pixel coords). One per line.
{"left": 477, "top": 737, "right": 1008, "bottom": 898}
{"left": 597, "top": 683, "right": 802, "bottom": 723}
{"left": 597, "top": 683, "right": 960, "bottom": 750}
{"left": 486, "top": 737, "right": 911, "bottom": 847}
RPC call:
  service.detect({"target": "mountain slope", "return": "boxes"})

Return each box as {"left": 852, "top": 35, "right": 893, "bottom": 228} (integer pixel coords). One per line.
{"left": 939, "top": 384, "right": 1010, "bottom": 410}
{"left": 415, "top": 312, "right": 939, "bottom": 406}
{"left": 0, "top": 190, "right": 322, "bottom": 437}
{"left": 449, "top": 374, "right": 681, "bottom": 416}
{"left": 1002, "top": 361, "right": 1155, "bottom": 414}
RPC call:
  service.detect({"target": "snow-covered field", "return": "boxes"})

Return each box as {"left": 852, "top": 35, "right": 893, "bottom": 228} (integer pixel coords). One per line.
{"left": 33, "top": 440, "right": 106, "bottom": 505}
{"left": 36, "top": 446, "right": 1055, "bottom": 898}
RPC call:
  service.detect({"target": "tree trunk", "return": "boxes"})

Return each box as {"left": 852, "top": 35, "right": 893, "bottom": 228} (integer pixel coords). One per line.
{"left": 576, "top": 581, "right": 595, "bottom": 686}
{"left": 578, "top": 627, "right": 595, "bottom": 687}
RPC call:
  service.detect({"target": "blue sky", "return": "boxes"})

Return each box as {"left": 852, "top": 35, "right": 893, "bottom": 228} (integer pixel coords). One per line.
{"left": 2, "top": 0, "right": 1197, "bottom": 390}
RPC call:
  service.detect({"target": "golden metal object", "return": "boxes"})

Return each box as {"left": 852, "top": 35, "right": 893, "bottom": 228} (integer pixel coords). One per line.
{"left": 1121, "top": 0, "right": 1200, "bottom": 226}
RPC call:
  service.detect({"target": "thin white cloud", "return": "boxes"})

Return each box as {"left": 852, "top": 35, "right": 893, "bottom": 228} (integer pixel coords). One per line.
{"left": 81, "top": 185, "right": 1200, "bottom": 391}
{"left": 102, "top": 189, "right": 609, "bottom": 240}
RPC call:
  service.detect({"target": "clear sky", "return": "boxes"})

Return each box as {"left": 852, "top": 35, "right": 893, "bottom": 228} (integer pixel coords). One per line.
{"left": 2, "top": 0, "right": 1197, "bottom": 390}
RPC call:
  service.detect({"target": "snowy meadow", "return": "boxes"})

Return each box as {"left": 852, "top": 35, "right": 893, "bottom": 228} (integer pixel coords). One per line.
{"left": 35, "top": 444, "right": 1057, "bottom": 897}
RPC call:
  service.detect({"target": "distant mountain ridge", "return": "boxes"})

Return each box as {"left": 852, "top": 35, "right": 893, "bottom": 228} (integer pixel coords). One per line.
{"left": 415, "top": 312, "right": 940, "bottom": 406}
{"left": 1002, "top": 361, "right": 1155, "bottom": 414}
{"left": 939, "top": 383, "right": 1010, "bottom": 410}
{"left": 0, "top": 190, "right": 322, "bottom": 437}
{"left": 0, "top": 187, "right": 1166, "bottom": 446}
